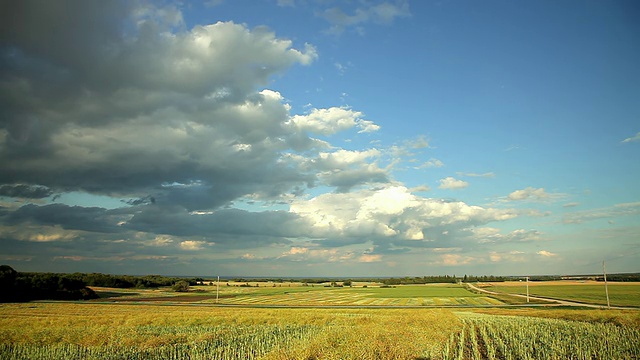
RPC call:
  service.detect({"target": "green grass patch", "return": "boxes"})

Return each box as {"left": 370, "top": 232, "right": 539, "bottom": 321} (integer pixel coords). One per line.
{"left": 489, "top": 283, "right": 640, "bottom": 307}
{"left": 354, "top": 284, "right": 483, "bottom": 298}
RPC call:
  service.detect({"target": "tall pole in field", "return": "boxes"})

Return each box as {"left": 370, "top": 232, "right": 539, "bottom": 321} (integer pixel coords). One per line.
{"left": 526, "top": 276, "right": 529, "bottom": 303}
{"left": 603, "top": 261, "right": 610, "bottom": 309}
{"left": 216, "top": 275, "right": 220, "bottom": 303}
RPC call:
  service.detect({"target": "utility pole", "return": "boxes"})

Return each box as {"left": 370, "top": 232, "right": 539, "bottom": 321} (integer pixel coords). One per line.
{"left": 526, "top": 276, "right": 529, "bottom": 303}
{"left": 216, "top": 275, "right": 220, "bottom": 303}
{"left": 603, "top": 261, "right": 610, "bottom": 309}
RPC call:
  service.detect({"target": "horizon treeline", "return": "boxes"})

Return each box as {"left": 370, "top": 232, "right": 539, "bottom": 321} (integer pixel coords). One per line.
{"left": 0, "top": 265, "right": 97, "bottom": 302}
{"left": 3, "top": 264, "right": 640, "bottom": 303}
{"left": 0, "top": 265, "right": 205, "bottom": 302}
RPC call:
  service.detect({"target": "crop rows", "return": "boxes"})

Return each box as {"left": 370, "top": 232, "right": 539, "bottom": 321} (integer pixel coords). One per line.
{"left": 0, "top": 324, "right": 321, "bottom": 360}
{"left": 215, "top": 289, "right": 500, "bottom": 306}
{"left": 2, "top": 303, "right": 638, "bottom": 359}
{"left": 443, "top": 313, "right": 640, "bottom": 360}
{"left": 0, "top": 304, "right": 459, "bottom": 360}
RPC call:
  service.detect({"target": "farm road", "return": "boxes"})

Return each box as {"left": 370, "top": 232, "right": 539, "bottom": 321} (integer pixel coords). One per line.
{"left": 466, "top": 283, "right": 636, "bottom": 310}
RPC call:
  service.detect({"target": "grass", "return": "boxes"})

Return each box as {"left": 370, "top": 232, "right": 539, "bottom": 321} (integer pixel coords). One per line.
{"left": 469, "top": 308, "right": 640, "bottom": 328}
{"left": 1, "top": 302, "right": 639, "bottom": 359}
{"left": 487, "top": 281, "right": 640, "bottom": 307}
{"left": 444, "top": 312, "right": 640, "bottom": 359}
{"left": 94, "top": 283, "right": 502, "bottom": 306}
{"left": 0, "top": 303, "right": 460, "bottom": 359}
{"left": 356, "top": 284, "right": 483, "bottom": 298}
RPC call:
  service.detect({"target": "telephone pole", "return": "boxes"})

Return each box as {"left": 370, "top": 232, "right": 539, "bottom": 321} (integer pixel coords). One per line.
{"left": 526, "top": 276, "right": 529, "bottom": 303}
{"left": 216, "top": 275, "right": 220, "bottom": 303}
{"left": 603, "top": 261, "right": 610, "bottom": 309}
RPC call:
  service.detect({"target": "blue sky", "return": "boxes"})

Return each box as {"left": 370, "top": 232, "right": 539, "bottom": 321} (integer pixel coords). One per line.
{"left": 0, "top": 0, "right": 638, "bottom": 277}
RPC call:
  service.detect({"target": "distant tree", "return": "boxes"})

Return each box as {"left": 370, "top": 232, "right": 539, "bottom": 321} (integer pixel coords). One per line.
{"left": 0, "top": 265, "right": 17, "bottom": 287}
{"left": 172, "top": 280, "right": 190, "bottom": 292}
{"left": 0, "top": 265, "right": 18, "bottom": 302}
{"left": 343, "top": 280, "right": 352, "bottom": 287}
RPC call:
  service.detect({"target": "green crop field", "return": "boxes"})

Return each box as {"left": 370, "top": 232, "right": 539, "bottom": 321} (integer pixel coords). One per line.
{"left": 97, "top": 283, "right": 503, "bottom": 306}
{"left": 486, "top": 281, "right": 640, "bottom": 307}
{"left": 214, "top": 284, "right": 501, "bottom": 306}
{"left": 1, "top": 302, "right": 639, "bottom": 359}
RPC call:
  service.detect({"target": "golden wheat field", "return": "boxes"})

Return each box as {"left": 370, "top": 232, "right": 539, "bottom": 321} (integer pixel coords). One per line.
{"left": 1, "top": 300, "right": 639, "bottom": 360}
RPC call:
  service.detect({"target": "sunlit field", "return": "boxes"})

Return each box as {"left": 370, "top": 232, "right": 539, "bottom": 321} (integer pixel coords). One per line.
{"left": 484, "top": 281, "right": 640, "bottom": 307}
{"left": 0, "top": 303, "right": 459, "bottom": 359}
{"left": 2, "top": 282, "right": 640, "bottom": 359}
{"left": 1, "top": 302, "right": 639, "bottom": 360}
{"left": 90, "top": 283, "right": 505, "bottom": 306}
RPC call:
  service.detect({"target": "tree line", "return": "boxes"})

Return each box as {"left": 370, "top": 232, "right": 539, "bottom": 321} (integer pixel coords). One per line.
{"left": 0, "top": 265, "right": 204, "bottom": 302}
{"left": 0, "top": 265, "right": 97, "bottom": 302}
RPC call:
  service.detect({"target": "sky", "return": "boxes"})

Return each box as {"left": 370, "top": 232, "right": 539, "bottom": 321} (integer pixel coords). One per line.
{"left": 0, "top": 0, "right": 639, "bottom": 277}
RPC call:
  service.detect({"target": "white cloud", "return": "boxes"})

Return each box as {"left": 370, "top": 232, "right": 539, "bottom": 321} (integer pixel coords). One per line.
{"left": 148, "top": 235, "right": 174, "bottom": 247}
{"left": 319, "top": 1, "right": 410, "bottom": 35}
{"left": 457, "top": 172, "right": 495, "bottom": 178}
{"left": 418, "top": 158, "right": 444, "bottom": 169}
{"left": 472, "top": 228, "right": 543, "bottom": 244}
{"left": 288, "top": 247, "right": 309, "bottom": 255}
{"left": 621, "top": 132, "right": 640, "bottom": 143}
{"left": 1, "top": 225, "right": 78, "bottom": 243}
{"left": 279, "top": 247, "right": 355, "bottom": 263}
{"left": 537, "top": 250, "right": 558, "bottom": 257}
{"left": 508, "top": 187, "right": 547, "bottom": 200}
{"left": 563, "top": 201, "right": 640, "bottom": 224}
{"left": 300, "top": 148, "right": 389, "bottom": 191}
{"left": 289, "top": 107, "right": 378, "bottom": 135}
{"left": 438, "top": 177, "right": 469, "bottom": 190}
{"left": 489, "top": 251, "right": 526, "bottom": 263}
{"left": 317, "top": 149, "right": 381, "bottom": 169}
{"left": 408, "top": 135, "right": 430, "bottom": 149}
{"left": 409, "top": 185, "right": 431, "bottom": 192}
{"left": 180, "top": 240, "right": 207, "bottom": 251}
{"left": 289, "top": 185, "right": 517, "bottom": 240}
{"left": 438, "top": 254, "right": 475, "bottom": 266}
{"left": 357, "top": 120, "right": 381, "bottom": 133}
{"left": 507, "top": 187, "right": 564, "bottom": 202}
{"left": 358, "top": 254, "right": 382, "bottom": 262}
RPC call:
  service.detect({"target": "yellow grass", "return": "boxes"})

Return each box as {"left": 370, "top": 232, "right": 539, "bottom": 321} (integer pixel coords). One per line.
{"left": 0, "top": 302, "right": 460, "bottom": 359}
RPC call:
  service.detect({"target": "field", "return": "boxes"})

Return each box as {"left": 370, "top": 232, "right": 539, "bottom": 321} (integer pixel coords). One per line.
{"left": 0, "top": 303, "right": 459, "bottom": 359}
{"left": 1, "top": 302, "right": 639, "bottom": 359}
{"left": 485, "top": 280, "right": 640, "bottom": 307}
{"left": 1, "top": 282, "right": 640, "bottom": 359}
{"left": 94, "top": 283, "right": 505, "bottom": 306}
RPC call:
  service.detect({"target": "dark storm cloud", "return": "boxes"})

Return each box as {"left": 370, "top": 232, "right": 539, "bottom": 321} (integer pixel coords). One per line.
{"left": 324, "top": 168, "right": 389, "bottom": 193}
{"left": 124, "top": 205, "right": 311, "bottom": 239}
{"left": 0, "top": 184, "right": 53, "bottom": 199}
{"left": 0, "top": 0, "right": 318, "bottom": 209}
{"left": 4, "top": 204, "right": 123, "bottom": 233}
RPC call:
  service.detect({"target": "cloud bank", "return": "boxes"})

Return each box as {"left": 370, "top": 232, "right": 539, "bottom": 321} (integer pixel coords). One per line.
{"left": 1, "top": 0, "right": 606, "bottom": 277}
